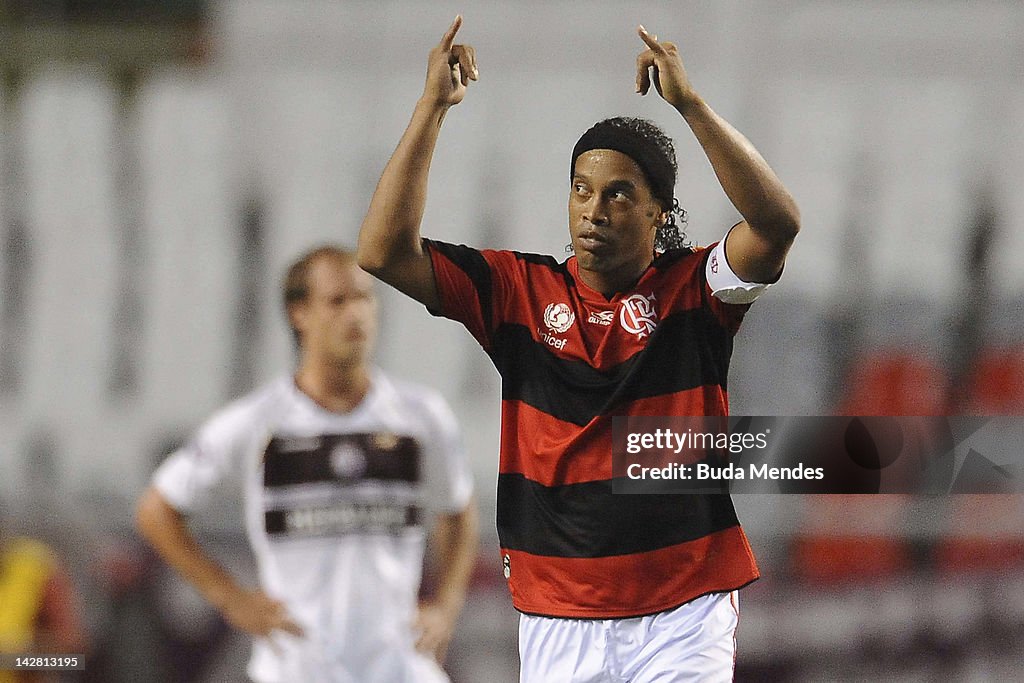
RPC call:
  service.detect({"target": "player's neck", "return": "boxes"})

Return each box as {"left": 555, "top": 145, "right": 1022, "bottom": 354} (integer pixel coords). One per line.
{"left": 294, "top": 361, "right": 371, "bottom": 415}
{"left": 577, "top": 261, "right": 650, "bottom": 299}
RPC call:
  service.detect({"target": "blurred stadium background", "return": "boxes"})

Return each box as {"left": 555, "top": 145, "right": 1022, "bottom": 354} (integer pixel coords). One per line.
{"left": 1, "top": 1, "right": 1023, "bottom": 681}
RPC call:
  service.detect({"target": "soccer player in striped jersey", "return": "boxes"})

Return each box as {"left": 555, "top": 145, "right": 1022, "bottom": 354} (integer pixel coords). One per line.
{"left": 358, "top": 16, "right": 799, "bottom": 682}
{"left": 136, "top": 247, "right": 477, "bottom": 683}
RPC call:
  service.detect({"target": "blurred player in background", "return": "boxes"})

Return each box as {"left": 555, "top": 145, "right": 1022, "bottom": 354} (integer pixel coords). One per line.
{"left": 0, "top": 503, "right": 89, "bottom": 683}
{"left": 136, "top": 246, "right": 478, "bottom": 683}
{"left": 358, "top": 16, "right": 799, "bottom": 682}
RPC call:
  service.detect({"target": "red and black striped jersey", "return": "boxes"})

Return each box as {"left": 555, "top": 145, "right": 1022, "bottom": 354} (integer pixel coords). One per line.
{"left": 425, "top": 238, "right": 760, "bottom": 618}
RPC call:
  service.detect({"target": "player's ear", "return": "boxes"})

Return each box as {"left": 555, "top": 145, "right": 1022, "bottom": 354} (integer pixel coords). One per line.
{"left": 645, "top": 199, "right": 668, "bottom": 228}
{"left": 650, "top": 203, "right": 668, "bottom": 230}
{"left": 287, "top": 301, "right": 307, "bottom": 334}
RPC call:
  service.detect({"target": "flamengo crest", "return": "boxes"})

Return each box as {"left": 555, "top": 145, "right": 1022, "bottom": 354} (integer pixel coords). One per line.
{"left": 619, "top": 293, "right": 658, "bottom": 339}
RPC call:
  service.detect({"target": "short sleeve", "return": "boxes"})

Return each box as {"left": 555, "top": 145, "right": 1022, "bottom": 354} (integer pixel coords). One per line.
{"left": 422, "top": 239, "right": 517, "bottom": 351}
{"left": 151, "top": 403, "right": 256, "bottom": 514}
{"left": 417, "top": 390, "right": 474, "bottom": 514}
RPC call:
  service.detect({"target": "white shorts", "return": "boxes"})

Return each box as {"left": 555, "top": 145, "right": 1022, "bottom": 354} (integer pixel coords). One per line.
{"left": 518, "top": 591, "right": 739, "bottom": 683}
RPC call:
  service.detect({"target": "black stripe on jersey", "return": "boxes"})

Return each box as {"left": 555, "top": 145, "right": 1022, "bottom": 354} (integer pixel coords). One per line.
{"left": 511, "top": 250, "right": 571, "bottom": 273}
{"left": 263, "top": 433, "right": 420, "bottom": 487}
{"left": 496, "top": 473, "right": 739, "bottom": 557}
{"left": 490, "top": 309, "right": 733, "bottom": 426}
{"left": 511, "top": 251, "right": 579, "bottom": 295}
{"left": 424, "top": 239, "right": 494, "bottom": 330}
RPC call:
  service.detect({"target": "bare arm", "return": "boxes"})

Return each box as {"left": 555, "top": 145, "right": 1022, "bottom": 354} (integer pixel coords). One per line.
{"left": 636, "top": 26, "right": 800, "bottom": 283}
{"left": 414, "top": 498, "right": 479, "bottom": 663}
{"left": 357, "top": 15, "right": 478, "bottom": 310}
{"left": 135, "top": 486, "right": 303, "bottom": 638}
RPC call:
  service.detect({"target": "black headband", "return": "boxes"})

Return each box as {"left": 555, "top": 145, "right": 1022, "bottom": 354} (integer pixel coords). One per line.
{"left": 571, "top": 124, "right": 676, "bottom": 209}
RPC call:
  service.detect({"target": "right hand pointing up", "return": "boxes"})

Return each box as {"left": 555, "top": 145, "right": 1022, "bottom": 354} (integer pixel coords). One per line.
{"left": 423, "top": 15, "right": 478, "bottom": 108}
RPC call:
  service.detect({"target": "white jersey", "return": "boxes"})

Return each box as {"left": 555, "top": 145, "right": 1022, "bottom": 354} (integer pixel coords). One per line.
{"left": 152, "top": 370, "right": 473, "bottom": 683}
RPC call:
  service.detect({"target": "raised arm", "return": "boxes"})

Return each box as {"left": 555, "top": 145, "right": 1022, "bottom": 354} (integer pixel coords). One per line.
{"left": 357, "top": 16, "right": 478, "bottom": 310}
{"left": 636, "top": 26, "right": 800, "bottom": 283}
{"left": 135, "top": 486, "right": 304, "bottom": 638}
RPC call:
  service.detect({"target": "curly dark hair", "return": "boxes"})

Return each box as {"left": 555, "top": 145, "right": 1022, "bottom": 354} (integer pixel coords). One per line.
{"left": 658, "top": 198, "right": 690, "bottom": 252}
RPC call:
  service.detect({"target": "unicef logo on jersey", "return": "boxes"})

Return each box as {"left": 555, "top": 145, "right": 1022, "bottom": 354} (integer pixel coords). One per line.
{"left": 330, "top": 442, "right": 367, "bottom": 479}
{"left": 543, "top": 303, "right": 575, "bottom": 334}
{"left": 619, "top": 293, "right": 658, "bottom": 339}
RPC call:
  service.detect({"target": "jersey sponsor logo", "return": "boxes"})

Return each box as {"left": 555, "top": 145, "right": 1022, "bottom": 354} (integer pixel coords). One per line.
{"left": 265, "top": 502, "right": 421, "bottom": 538}
{"left": 543, "top": 302, "right": 575, "bottom": 334}
{"left": 710, "top": 250, "right": 719, "bottom": 274}
{"left": 587, "top": 310, "right": 614, "bottom": 326}
{"left": 262, "top": 433, "right": 423, "bottom": 539}
{"left": 502, "top": 553, "right": 511, "bottom": 579}
{"left": 537, "top": 327, "right": 568, "bottom": 350}
{"left": 619, "top": 293, "right": 659, "bottom": 339}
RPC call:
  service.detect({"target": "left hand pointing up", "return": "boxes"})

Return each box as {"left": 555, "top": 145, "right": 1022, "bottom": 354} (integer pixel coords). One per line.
{"left": 635, "top": 25, "right": 702, "bottom": 114}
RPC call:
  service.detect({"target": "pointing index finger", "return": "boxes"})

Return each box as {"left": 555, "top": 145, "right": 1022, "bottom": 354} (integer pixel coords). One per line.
{"left": 441, "top": 15, "right": 462, "bottom": 50}
{"left": 638, "top": 25, "right": 663, "bottom": 52}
